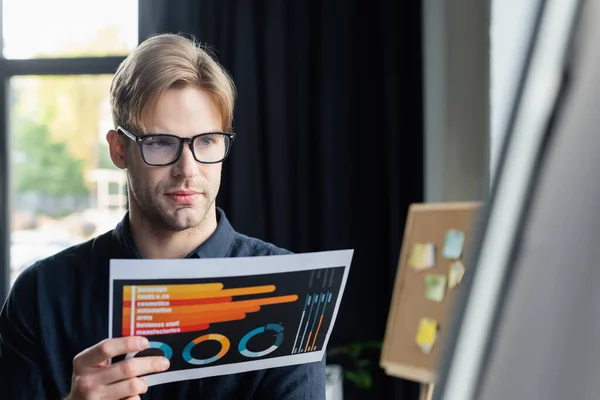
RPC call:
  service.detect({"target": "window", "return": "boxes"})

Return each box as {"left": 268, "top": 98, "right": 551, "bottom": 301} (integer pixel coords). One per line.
{"left": 9, "top": 76, "right": 127, "bottom": 286}
{"left": 3, "top": 0, "right": 138, "bottom": 59}
{"left": 1, "top": 0, "right": 138, "bottom": 294}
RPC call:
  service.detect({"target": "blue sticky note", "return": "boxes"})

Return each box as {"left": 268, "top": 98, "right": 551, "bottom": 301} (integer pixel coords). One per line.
{"left": 443, "top": 230, "right": 464, "bottom": 259}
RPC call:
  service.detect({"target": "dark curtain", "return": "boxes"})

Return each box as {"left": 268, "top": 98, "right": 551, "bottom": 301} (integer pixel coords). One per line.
{"left": 140, "top": 1, "right": 423, "bottom": 399}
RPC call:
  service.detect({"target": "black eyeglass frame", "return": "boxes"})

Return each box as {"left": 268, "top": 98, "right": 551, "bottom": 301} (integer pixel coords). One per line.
{"left": 117, "top": 126, "right": 236, "bottom": 166}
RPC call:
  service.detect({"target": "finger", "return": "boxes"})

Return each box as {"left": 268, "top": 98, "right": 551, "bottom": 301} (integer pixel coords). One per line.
{"left": 74, "top": 337, "right": 149, "bottom": 369}
{"left": 98, "top": 356, "right": 170, "bottom": 384}
{"left": 106, "top": 377, "right": 148, "bottom": 399}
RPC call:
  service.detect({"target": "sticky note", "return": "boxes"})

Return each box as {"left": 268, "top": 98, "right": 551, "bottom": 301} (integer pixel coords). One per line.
{"left": 442, "top": 230, "right": 465, "bottom": 259}
{"left": 424, "top": 274, "right": 446, "bottom": 302}
{"left": 415, "top": 318, "right": 439, "bottom": 354}
{"left": 409, "top": 243, "right": 435, "bottom": 271}
{"left": 448, "top": 261, "right": 465, "bottom": 289}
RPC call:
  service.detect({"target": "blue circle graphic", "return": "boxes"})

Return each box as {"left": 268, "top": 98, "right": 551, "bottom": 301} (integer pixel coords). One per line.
{"left": 238, "top": 323, "right": 284, "bottom": 358}
{"left": 125, "top": 341, "right": 173, "bottom": 360}
{"left": 182, "top": 334, "right": 230, "bottom": 366}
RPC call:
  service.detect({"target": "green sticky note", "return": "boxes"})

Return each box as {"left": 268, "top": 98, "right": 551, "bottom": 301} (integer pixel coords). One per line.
{"left": 425, "top": 274, "right": 447, "bottom": 302}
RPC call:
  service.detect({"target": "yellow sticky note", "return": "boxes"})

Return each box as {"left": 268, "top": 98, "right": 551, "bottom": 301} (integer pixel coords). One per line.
{"left": 448, "top": 261, "right": 465, "bottom": 289}
{"left": 409, "top": 243, "right": 435, "bottom": 271}
{"left": 415, "top": 318, "right": 439, "bottom": 354}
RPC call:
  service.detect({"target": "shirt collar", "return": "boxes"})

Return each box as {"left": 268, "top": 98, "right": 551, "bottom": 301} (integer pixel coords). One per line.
{"left": 112, "top": 207, "right": 236, "bottom": 259}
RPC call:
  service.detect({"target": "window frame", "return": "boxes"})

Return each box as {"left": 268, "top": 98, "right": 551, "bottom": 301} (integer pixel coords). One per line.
{"left": 0, "top": 3, "right": 140, "bottom": 300}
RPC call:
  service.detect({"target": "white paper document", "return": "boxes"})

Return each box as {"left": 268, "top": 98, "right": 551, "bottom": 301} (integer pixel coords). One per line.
{"left": 108, "top": 250, "right": 353, "bottom": 386}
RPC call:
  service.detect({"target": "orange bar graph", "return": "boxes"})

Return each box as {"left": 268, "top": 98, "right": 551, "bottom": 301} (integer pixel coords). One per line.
{"left": 125, "top": 323, "right": 211, "bottom": 336}
{"left": 123, "top": 284, "right": 276, "bottom": 301}
{"left": 121, "top": 280, "right": 299, "bottom": 337}
{"left": 124, "top": 311, "right": 247, "bottom": 336}
{"left": 127, "top": 294, "right": 297, "bottom": 315}
{"left": 123, "top": 301, "right": 266, "bottom": 317}
{"left": 311, "top": 315, "right": 324, "bottom": 350}
{"left": 122, "top": 307, "right": 261, "bottom": 329}
{"left": 124, "top": 305, "right": 261, "bottom": 325}
{"left": 123, "top": 283, "right": 224, "bottom": 300}
{"left": 304, "top": 332, "right": 313, "bottom": 352}
{"left": 184, "top": 312, "right": 247, "bottom": 325}
{"left": 130, "top": 311, "right": 246, "bottom": 328}
{"left": 124, "top": 297, "right": 232, "bottom": 308}
{"left": 176, "top": 323, "right": 214, "bottom": 335}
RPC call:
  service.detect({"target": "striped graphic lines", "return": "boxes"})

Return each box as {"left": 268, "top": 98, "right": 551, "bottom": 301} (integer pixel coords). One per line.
{"left": 292, "top": 292, "right": 333, "bottom": 354}
{"left": 311, "top": 292, "right": 332, "bottom": 351}
{"left": 291, "top": 295, "right": 311, "bottom": 354}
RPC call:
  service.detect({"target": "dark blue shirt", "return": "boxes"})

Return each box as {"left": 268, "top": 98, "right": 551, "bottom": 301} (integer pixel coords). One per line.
{"left": 0, "top": 208, "right": 326, "bottom": 399}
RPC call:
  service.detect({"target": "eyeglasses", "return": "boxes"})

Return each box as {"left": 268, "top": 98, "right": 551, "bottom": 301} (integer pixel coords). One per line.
{"left": 117, "top": 126, "right": 235, "bottom": 166}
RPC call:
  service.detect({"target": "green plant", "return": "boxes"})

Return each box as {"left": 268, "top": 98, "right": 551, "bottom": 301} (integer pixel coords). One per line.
{"left": 327, "top": 340, "right": 383, "bottom": 390}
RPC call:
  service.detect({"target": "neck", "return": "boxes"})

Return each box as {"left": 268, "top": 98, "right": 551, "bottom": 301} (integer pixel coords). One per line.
{"left": 128, "top": 204, "right": 218, "bottom": 259}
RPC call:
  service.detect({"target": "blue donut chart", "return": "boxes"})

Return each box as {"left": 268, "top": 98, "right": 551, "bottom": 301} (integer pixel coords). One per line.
{"left": 238, "top": 323, "right": 284, "bottom": 358}
{"left": 125, "top": 341, "right": 173, "bottom": 360}
{"left": 182, "top": 334, "right": 230, "bottom": 365}
{"left": 121, "top": 325, "right": 284, "bottom": 365}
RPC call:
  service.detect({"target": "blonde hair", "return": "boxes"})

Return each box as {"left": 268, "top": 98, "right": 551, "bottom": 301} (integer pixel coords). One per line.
{"left": 110, "top": 33, "right": 236, "bottom": 133}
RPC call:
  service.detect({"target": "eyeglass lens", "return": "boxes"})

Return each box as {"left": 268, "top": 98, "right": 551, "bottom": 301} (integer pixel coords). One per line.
{"left": 141, "top": 134, "right": 230, "bottom": 165}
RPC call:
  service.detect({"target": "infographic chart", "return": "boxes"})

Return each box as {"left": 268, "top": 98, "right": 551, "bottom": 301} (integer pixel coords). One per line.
{"left": 109, "top": 250, "right": 353, "bottom": 386}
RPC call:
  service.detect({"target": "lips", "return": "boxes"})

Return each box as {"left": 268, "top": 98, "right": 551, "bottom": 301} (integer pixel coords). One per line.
{"left": 165, "top": 190, "right": 202, "bottom": 205}
{"left": 167, "top": 190, "right": 199, "bottom": 196}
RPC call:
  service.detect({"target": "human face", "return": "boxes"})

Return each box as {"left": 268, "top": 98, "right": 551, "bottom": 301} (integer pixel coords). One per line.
{"left": 123, "top": 86, "right": 223, "bottom": 232}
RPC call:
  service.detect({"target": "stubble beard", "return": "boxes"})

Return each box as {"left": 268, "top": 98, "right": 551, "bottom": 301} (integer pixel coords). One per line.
{"left": 129, "top": 178, "right": 216, "bottom": 233}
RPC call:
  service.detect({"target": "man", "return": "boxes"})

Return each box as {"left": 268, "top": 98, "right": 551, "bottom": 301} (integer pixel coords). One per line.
{"left": 0, "top": 33, "right": 325, "bottom": 399}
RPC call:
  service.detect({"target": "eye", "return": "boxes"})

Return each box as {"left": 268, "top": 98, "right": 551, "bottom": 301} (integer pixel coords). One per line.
{"left": 144, "top": 136, "right": 178, "bottom": 148}
{"left": 197, "top": 135, "right": 218, "bottom": 147}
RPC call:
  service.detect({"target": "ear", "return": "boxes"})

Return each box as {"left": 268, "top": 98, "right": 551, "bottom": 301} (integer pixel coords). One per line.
{"left": 106, "top": 129, "right": 128, "bottom": 169}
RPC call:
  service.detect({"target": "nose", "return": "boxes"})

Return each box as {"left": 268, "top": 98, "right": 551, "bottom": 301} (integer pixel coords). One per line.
{"left": 171, "top": 143, "right": 199, "bottom": 179}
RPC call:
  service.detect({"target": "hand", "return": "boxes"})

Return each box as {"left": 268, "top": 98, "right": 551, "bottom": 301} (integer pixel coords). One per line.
{"left": 65, "top": 336, "right": 170, "bottom": 400}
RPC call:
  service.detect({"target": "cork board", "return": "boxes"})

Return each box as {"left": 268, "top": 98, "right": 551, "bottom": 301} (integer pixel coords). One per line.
{"left": 380, "top": 202, "right": 482, "bottom": 384}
